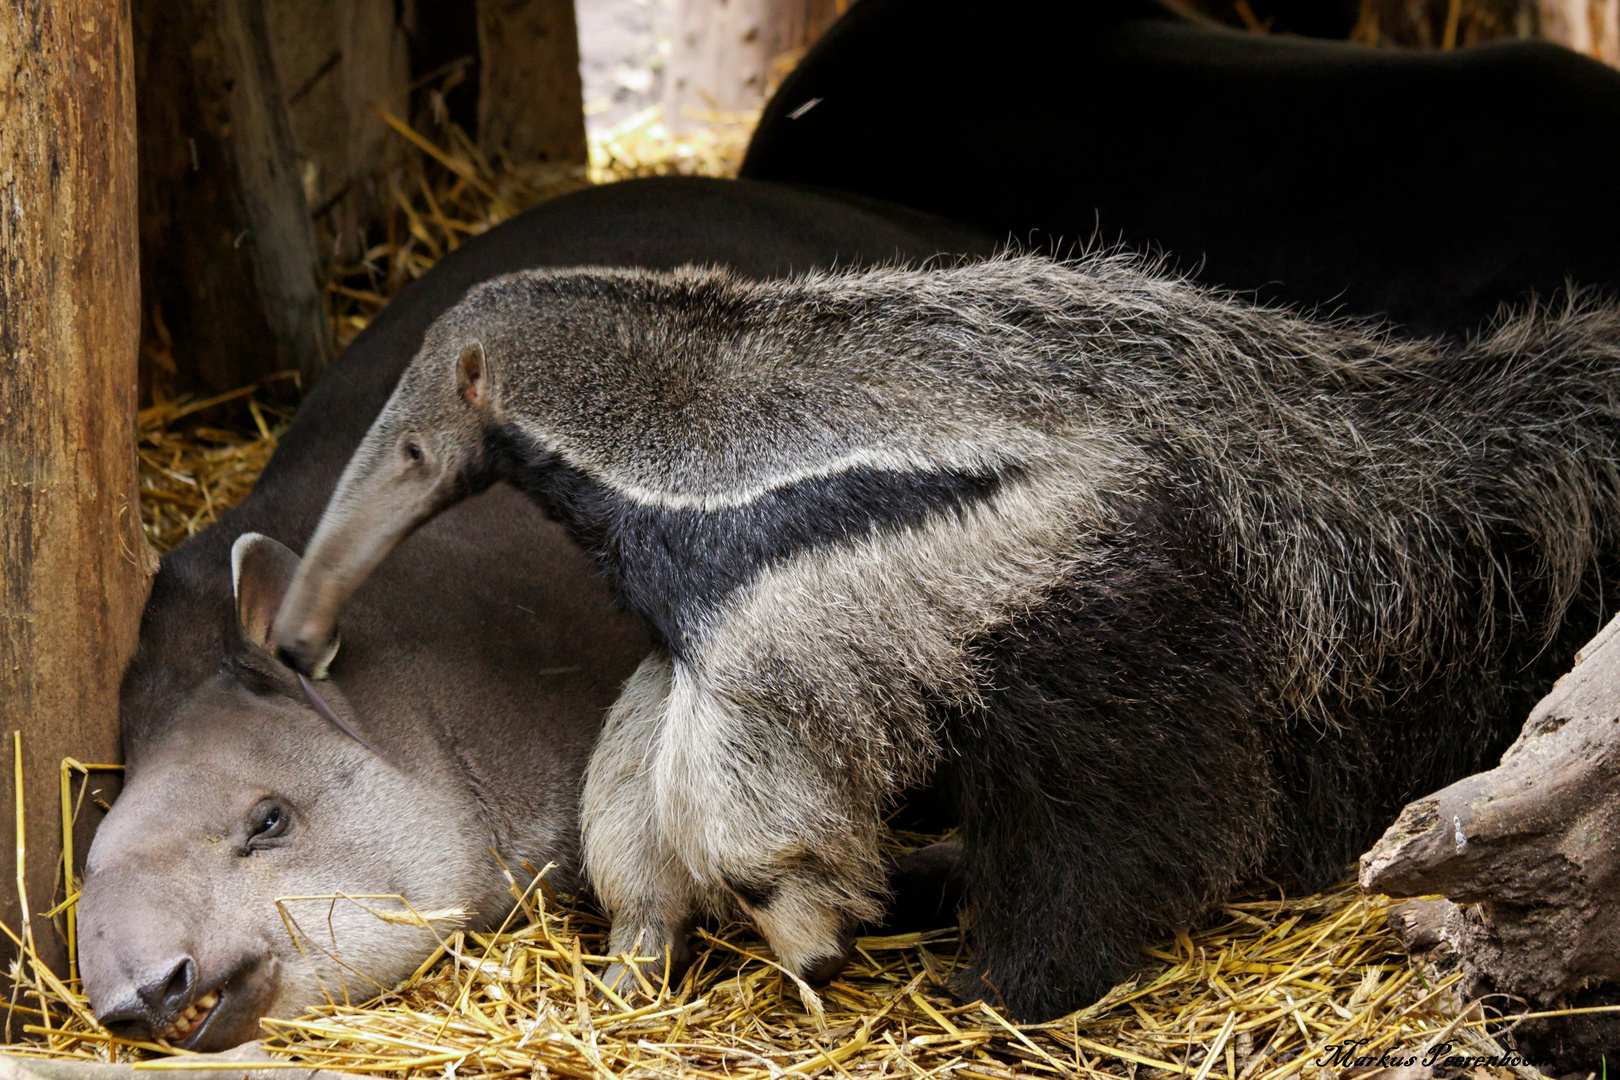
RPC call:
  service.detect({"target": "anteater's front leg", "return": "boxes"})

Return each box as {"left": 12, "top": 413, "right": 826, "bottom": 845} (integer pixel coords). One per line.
{"left": 581, "top": 653, "right": 699, "bottom": 992}
{"left": 655, "top": 661, "right": 889, "bottom": 981}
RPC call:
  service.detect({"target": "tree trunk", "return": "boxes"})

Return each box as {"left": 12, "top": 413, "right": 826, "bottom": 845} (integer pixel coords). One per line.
{"left": 134, "top": 0, "right": 332, "bottom": 399}
{"left": 1, "top": 0, "right": 150, "bottom": 978}
{"left": 664, "top": 0, "right": 844, "bottom": 132}
{"left": 476, "top": 0, "right": 589, "bottom": 171}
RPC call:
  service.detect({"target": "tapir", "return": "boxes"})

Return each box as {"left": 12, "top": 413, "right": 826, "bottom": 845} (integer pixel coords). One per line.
{"left": 740, "top": 0, "right": 1620, "bottom": 341}
{"left": 77, "top": 177, "right": 997, "bottom": 1050}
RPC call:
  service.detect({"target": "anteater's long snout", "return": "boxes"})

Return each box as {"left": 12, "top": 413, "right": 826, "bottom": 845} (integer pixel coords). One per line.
{"left": 273, "top": 564, "right": 347, "bottom": 677}
{"left": 272, "top": 498, "right": 421, "bottom": 676}
{"left": 272, "top": 439, "right": 453, "bottom": 676}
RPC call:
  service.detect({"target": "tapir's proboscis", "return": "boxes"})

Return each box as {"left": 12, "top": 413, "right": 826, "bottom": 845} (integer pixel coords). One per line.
{"left": 78, "top": 177, "right": 996, "bottom": 1050}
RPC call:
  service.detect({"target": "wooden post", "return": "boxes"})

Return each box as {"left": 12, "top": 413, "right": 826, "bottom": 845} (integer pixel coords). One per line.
{"left": 1, "top": 0, "right": 149, "bottom": 975}
{"left": 133, "top": 0, "right": 332, "bottom": 398}
{"left": 476, "top": 0, "right": 589, "bottom": 170}
{"left": 664, "top": 0, "right": 843, "bottom": 132}
{"left": 264, "top": 0, "right": 412, "bottom": 265}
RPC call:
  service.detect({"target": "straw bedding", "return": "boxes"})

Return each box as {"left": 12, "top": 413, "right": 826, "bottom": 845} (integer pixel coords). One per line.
{"left": 1, "top": 97, "right": 1575, "bottom": 1080}
{"left": 6, "top": 863, "right": 1543, "bottom": 1079}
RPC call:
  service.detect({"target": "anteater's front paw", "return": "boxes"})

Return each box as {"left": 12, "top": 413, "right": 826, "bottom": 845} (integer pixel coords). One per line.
{"left": 798, "top": 943, "right": 854, "bottom": 984}
{"left": 598, "top": 932, "right": 694, "bottom": 1001}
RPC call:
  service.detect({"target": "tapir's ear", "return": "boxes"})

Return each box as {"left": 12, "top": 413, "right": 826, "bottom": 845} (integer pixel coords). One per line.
{"left": 457, "top": 342, "right": 488, "bottom": 410}
{"left": 232, "top": 532, "right": 300, "bottom": 649}
{"left": 232, "top": 532, "right": 339, "bottom": 675}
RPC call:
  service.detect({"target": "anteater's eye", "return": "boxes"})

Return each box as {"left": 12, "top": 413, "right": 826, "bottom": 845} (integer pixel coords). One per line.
{"left": 404, "top": 440, "right": 424, "bottom": 463}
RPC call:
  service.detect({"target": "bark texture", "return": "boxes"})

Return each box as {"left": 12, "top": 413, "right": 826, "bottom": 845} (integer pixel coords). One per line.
{"left": 1362, "top": 610, "right": 1620, "bottom": 1061}
{"left": 0, "top": 0, "right": 150, "bottom": 974}
{"left": 664, "top": 0, "right": 843, "bottom": 131}
{"left": 134, "top": 0, "right": 332, "bottom": 397}
{"left": 476, "top": 0, "right": 589, "bottom": 169}
{"left": 265, "top": 0, "right": 411, "bottom": 265}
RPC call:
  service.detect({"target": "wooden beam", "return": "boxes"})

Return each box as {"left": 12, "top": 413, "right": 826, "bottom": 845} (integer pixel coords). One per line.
{"left": 477, "top": 0, "right": 588, "bottom": 170}
{"left": 134, "top": 0, "right": 332, "bottom": 398}
{"left": 1, "top": 0, "right": 150, "bottom": 976}
{"left": 265, "top": 0, "right": 412, "bottom": 264}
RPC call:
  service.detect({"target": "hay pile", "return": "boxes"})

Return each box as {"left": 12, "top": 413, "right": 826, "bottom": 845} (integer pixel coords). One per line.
{"left": 1, "top": 823, "right": 1539, "bottom": 1080}
{"left": 8, "top": 71, "right": 1568, "bottom": 1080}
{"left": 137, "top": 383, "right": 296, "bottom": 553}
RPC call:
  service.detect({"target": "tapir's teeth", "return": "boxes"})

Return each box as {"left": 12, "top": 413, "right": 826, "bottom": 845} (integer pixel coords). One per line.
{"left": 158, "top": 991, "right": 220, "bottom": 1042}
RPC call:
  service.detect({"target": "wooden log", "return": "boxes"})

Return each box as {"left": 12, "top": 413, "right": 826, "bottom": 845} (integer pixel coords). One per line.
{"left": 0, "top": 0, "right": 149, "bottom": 976}
{"left": 1361, "top": 610, "right": 1620, "bottom": 1053}
{"left": 1, "top": 1043, "right": 365, "bottom": 1080}
{"left": 663, "top": 0, "right": 843, "bottom": 132}
{"left": 134, "top": 0, "right": 332, "bottom": 398}
{"left": 476, "top": 0, "right": 588, "bottom": 170}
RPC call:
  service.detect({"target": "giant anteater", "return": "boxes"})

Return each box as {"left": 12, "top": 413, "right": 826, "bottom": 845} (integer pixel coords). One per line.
{"left": 274, "top": 253, "right": 1620, "bottom": 1019}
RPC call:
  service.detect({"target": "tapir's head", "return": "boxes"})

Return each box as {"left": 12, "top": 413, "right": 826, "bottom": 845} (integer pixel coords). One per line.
{"left": 78, "top": 534, "right": 495, "bottom": 1050}
{"left": 273, "top": 320, "right": 501, "bottom": 679}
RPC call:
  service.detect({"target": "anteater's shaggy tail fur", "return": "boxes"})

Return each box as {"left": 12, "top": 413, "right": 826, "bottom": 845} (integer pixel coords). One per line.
{"left": 946, "top": 281, "right": 1620, "bottom": 1016}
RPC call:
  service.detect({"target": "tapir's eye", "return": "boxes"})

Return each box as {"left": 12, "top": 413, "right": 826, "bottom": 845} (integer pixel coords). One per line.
{"left": 403, "top": 440, "right": 424, "bottom": 463}
{"left": 244, "top": 799, "right": 291, "bottom": 852}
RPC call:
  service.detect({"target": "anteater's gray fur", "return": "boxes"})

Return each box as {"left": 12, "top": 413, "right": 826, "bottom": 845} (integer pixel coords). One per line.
{"left": 275, "top": 253, "right": 1620, "bottom": 1020}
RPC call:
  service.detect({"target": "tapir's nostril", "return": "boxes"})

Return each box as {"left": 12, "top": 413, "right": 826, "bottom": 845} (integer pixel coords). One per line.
{"left": 139, "top": 957, "right": 196, "bottom": 1019}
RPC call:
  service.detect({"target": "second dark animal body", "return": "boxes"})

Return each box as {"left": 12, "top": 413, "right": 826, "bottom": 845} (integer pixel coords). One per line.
{"left": 274, "top": 254, "right": 1620, "bottom": 1020}
{"left": 742, "top": 0, "right": 1620, "bottom": 341}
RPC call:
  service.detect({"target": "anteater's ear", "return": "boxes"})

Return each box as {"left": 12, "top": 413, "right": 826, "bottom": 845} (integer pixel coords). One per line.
{"left": 457, "top": 342, "right": 488, "bottom": 410}
{"left": 232, "top": 532, "right": 339, "bottom": 675}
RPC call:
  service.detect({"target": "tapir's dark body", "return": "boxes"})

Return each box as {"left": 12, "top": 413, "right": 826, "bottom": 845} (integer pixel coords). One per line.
{"left": 742, "top": 0, "right": 1620, "bottom": 340}
{"left": 82, "top": 178, "right": 999, "bottom": 1050}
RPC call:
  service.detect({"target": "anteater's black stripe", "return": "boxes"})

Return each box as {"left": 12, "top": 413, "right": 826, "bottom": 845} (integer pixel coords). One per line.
{"left": 485, "top": 426, "right": 1008, "bottom": 653}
